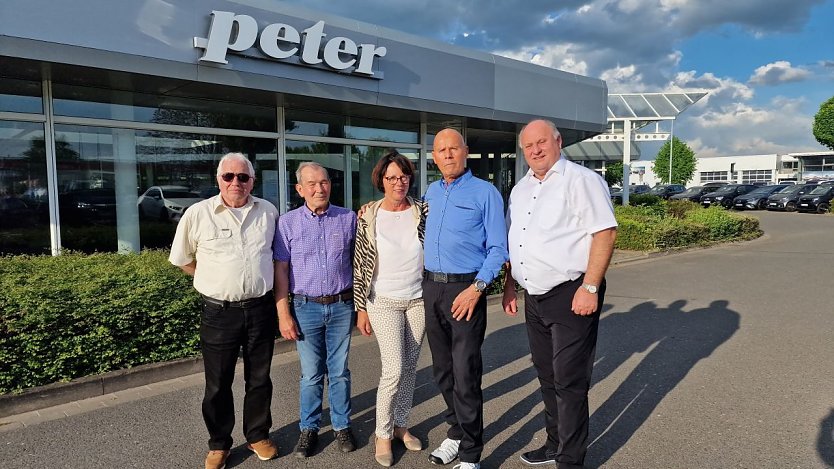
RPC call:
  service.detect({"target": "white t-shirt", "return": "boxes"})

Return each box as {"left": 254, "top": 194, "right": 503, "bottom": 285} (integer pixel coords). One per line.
{"left": 506, "top": 157, "right": 617, "bottom": 295}
{"left": 371, "top": 208, "right": 423, "bottom": 299}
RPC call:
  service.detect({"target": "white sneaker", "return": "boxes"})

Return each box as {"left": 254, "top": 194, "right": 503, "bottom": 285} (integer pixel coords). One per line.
{"left": 453, "top": 463, "right": 480, "bottom": 469}
{"left": 429, "top": 438, "right": 461, "bottom": 465}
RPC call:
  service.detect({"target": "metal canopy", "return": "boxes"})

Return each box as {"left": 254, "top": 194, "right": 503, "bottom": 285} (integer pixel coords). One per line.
{"left": 607, "top": 92, "right": 707, "bottom": 120}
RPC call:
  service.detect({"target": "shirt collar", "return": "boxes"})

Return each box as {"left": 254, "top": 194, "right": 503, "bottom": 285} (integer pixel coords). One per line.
{"left": 304, "top": 203, "right": 331, "bottom": 218}
{"left": 211, "top": 194, "right": 254, "bottom": 213}
{"left": 441, "top": 168, "right": 473, "bottom": 189}
{"left": 525, "top": 157, "right": 565, "bottom": 182}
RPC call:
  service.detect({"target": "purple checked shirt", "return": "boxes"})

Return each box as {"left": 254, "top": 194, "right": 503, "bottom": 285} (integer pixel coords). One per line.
{"left": 273, "top": 204, "right": 357, "bottom": 297}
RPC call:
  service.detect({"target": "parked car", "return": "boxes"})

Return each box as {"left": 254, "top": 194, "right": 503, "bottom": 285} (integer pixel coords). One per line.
{"left": 669, "top": 186, "right": 716, "bottom": 203}
{"left": 646, "top": 184, "right": 686, "bottom": 199}
{"left": 732, "top": 184, "right": 790, "bottom": 210}
{"left": 59, "top": 189, "right": 117, "bottom": 224}
{"left": 610, "top": 184, "right": 650, "bottom": 204}
{"left": 137, "top": 185, "right": 202, "bottom": 222}
{"left": 766, "top": 183, "right": 819, "bottom": 212}
{"left": 0, "top": 196, "right": 38, "bottom": 228}
{"left": 702, "top": 181, "right": 729, "bottom": 188}
{"left": 797, "top": 185, "right": 834, "bottom": 213}
{"left": 700, "top": 184, "right": 757, "bottom": 208}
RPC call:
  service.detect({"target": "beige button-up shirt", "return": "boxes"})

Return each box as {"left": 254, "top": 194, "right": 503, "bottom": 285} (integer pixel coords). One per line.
{"left": 169, "top": 195, "right": 279, "bottom": 301}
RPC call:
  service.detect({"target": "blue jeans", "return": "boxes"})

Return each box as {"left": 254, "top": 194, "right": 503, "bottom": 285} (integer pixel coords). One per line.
{"left": 292, "top": 297, "right": 354, "bottom": 432}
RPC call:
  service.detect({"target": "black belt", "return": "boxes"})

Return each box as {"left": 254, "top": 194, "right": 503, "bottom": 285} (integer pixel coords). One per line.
{"left": 294, "top": 288, "right": 353, "bottom": 305}
{"left": 201, "top": 292, "right": 273, "bottom": 309}
{"left": 423, "top": 271, "right": 477, "bottom": 283}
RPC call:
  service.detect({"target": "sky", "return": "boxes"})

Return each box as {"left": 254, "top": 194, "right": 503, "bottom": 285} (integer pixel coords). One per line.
{"left": 280, "top": 0, "right": 834, "bottom": 159}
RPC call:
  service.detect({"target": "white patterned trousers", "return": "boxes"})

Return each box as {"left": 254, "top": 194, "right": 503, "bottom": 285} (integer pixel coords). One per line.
{"left": 366, "top": 293, "right": 426, "bottom": 438}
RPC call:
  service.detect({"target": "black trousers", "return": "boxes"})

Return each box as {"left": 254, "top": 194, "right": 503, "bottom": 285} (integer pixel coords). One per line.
{"left": 423, "top": 279, "right": 488, "bottom": 463}
{"left": 200, "top": 293, "right": 277, "bottom": 450}
{"left": 525, "top": 276, "right": 605, "bottom": 469}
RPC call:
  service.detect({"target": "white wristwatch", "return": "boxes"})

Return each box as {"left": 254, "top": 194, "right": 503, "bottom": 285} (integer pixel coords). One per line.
{"left": 581, "top": 283, "right": 598, "bottom": 294}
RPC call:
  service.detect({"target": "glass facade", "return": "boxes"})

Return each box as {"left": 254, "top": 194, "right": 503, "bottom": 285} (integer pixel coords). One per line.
{"left": 0, "top": 68, "right": 521, "bottom": 255}
{"left": 741, "top": 169, "right": 772, "bottom": 184}
{"left": 700, "top": 171, "right": 729, "bottom": 183}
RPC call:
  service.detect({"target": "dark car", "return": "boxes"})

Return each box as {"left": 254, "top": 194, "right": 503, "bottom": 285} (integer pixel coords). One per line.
{"left": 766, "top": 183, "right": 819, "bottom": 212}
{"left": 700, "top": 184, "right": 757, "bottom": 208}
{"left": 670, "top": 186, "right": 717, "bottom": 203}
{"left": 611, "top": 184, "right": 650, "bottom": 204}
{"left": 732, "top": 185, "right": 790, "bottom": 210}
{"left": 646, "top": 184, "right": 686, "bottom": 199}
{"left": 797, "top": 185, "right": 834, "bottom": 213}
{"left": 702, "top": 181, "right": 729, "bottom": 188}
{"left": 59, "top": 189, "right": 117, "bottom": 224}
{"left": 0, "top": 196, "right": 38, "bottom": 228}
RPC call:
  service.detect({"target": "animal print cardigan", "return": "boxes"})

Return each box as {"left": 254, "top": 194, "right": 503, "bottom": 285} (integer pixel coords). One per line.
{"left": 352, "top": 196, "right": 428, "bottom": 312}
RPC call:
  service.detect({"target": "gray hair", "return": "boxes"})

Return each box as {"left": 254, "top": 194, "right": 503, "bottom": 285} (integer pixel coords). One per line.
{"left": 216, "top": 152, "right": 255, "bottom": 177}
{"left": 296, "top": 161, "right": 330, "bottom": 183}
{"left": 519, "top": 119, "right": 562, "bottom": 147}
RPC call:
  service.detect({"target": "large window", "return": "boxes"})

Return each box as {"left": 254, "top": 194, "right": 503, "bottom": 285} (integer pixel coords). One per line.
{"left": 54, "top": 124, "right": 276, "bottom": 252}
{"left": 0, "top": 121, "right": 50, "bottom": 254}
{"left": 0, "top": 78, "right": 43, "bottom": 114}
{"left": 741, "top": 169, "right": 772, "bottom": 184}
{"left": 700, "top": 171, "right": 728, "bottom": 183}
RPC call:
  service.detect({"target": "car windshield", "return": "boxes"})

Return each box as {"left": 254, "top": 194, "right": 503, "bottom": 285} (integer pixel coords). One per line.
{"left": 710, "top": 186, "right": 736, "bottom": 195}
{"left": 164, "top": 190, "right": 200, "bottom": 198}
{"left": 775, "top": 185, "right": 801, "bottom": 194}
{"left": 748, "top": 187, "right": 776, "bottom": 196}
{"left": 679, "top": 187, "right": 701, "bottom": 195}
{"left": 648, "top": 186, "right": 667, "bottom": 194}
{"left": 808, "top": 186, "right": 832, "bottom": 195}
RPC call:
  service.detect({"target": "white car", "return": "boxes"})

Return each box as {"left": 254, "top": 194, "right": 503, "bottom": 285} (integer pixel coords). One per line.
{"left": 137, "top": 185, "right": 202, "bottom": 222}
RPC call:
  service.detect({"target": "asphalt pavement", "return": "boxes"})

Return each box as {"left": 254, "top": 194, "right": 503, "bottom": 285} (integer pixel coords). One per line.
{"left": 1, "top": 210, "right": 833, "bottom": 468}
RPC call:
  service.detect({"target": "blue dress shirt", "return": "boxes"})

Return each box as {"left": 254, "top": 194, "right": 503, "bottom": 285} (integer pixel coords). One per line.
{"left": 423, "top": 170, "right": 509, "bottom": 284}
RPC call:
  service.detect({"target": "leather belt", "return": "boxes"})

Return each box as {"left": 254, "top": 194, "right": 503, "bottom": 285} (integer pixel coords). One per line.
{"left": 295, "top": 288, "right": 353, "bottom": 305}
{"left": 201, "top": 292, "right": 273, "bottom": 309}
{"left": 423, "top": 271, "right": 477, "bottom": 283}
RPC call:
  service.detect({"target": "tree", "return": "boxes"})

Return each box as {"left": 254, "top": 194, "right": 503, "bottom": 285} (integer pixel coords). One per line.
{"left": 813, "top": 95, "right": 834, "bottom": 151}
{"left": 604, "top": 161, "right": 623, "bottom": 187}
{"left": 653, "top": 137, "right": 696, "bottom": 185}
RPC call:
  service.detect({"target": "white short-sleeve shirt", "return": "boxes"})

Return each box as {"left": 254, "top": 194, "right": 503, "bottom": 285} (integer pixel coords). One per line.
{"left": 169, "top": 195, "right": 278, "bottom": 301}
{"left": 506, "top": 157, "right": 617, "bottom": 295}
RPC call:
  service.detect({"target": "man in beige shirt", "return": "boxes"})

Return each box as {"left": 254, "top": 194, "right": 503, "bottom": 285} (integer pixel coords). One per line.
{"left": 169, "top": 152, "right": 280, "bottom": 469}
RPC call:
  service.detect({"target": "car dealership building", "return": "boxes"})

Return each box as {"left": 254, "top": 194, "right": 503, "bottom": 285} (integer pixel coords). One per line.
{"left": 0, "top": 0, "right": 607, "bottom": 255}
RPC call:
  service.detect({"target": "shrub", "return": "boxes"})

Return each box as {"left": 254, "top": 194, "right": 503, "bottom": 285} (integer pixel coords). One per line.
{"left": 685, "top": 207, "right": 760, "bottom": 240}
{"left": 0, "top": 250, "right": 201, "bottom": 394}
{"left": 629, "top": 193, "right": 663, "bottom": 207}
{"left": 666, "top": 200, "right": 700, "bottom": 219}
{"left": 614, "top": 218, "right": 656, "bottom": 251}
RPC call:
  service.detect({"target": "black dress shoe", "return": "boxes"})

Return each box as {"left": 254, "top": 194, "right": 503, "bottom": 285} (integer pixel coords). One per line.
{"left": 294, "top": 429, "right": 318, "bottom": 458}
{"left": 520, "top": 445, "right": 557, "bottom": 465}
{"left": 334, "top": 428, "right": 356, "bottom": 453}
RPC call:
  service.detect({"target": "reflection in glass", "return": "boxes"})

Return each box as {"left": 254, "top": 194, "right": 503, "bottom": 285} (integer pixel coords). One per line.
{"left": 286, "top": 141, "right": 346, "bottom": 211}
{"left": 0, "top": 78, "right": 43, "bottom": 114}
{"left": 0, "top": 121, "right": 49, "bottom": 254}
{"left": 285, "top": 110, "right": 345, "bottom": 138}
{"left": 351, "top": 146, "right": 419, "bottom": 210}
{"left": 54, "top": 124, "right": 276, "bottom": 252}
{"left": 52, "top": 84, "right": 276, "bottom": 132}
{"left": 346, "top": 117, "right": 419, "bottom": 143}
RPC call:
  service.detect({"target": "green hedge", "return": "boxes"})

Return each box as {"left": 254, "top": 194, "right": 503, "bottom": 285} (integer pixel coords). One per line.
{"left": 615, "top": 203, "right": 761, "bottom": 251}
{"left": 0, "top": 251, "right": 201, "bottom": 394}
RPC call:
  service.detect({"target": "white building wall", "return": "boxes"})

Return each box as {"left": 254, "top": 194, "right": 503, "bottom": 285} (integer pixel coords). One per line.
{"left": 692, "top": 154, "right": 798, "bottom": 186}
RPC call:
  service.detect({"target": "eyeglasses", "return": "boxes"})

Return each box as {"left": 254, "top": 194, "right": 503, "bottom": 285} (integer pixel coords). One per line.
{"left": 384, "top": 175, "right": 409, "bottom": 184}
{"left": 219, "top": 173, "right": 252, "bottom": 183}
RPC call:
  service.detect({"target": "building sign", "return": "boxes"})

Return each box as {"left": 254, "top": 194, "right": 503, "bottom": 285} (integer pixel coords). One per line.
{"left": 193, "top": 11, "right": 387, "bottom": 78}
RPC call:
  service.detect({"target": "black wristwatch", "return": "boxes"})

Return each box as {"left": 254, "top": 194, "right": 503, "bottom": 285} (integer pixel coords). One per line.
{"left": 473, "top": 279, "right": 488, "bottom": 292}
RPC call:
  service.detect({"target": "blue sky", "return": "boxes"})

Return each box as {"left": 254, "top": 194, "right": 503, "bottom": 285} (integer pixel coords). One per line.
{"left": 280, "top": 0, "right": 834, "bottom": 158}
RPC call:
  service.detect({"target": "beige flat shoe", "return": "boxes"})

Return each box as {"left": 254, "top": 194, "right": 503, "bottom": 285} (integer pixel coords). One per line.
{"left": 375, "top": 436, "right": 394, "bottom": 467}
{"left": 393, "top": 427, "right": 423, "bottom": 451}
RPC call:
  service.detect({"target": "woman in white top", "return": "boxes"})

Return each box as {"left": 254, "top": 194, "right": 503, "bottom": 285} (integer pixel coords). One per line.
{"left": 354, "top": 151, "right": 428, "bottom": 467}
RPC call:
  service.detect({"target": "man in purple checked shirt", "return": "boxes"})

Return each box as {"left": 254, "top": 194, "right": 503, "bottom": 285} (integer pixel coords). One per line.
{"left": 273, "top": 161, "right": 358, "bottom": 459}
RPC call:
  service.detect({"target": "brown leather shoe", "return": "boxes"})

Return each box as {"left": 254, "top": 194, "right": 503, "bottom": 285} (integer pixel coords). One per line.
{"left": 205, "top": 450, "right": 229, "bottom": 469}
{"left": 247, "top": 439, "right": 278, "bottom": 461}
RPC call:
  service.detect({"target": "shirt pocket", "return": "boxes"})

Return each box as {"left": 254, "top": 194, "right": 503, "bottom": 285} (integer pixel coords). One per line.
{"left": 452, "top": 202, "right": 482, "bottom": 226}
{"left": 326, "top": 230, "right": 349, "bottom": 265}
{"left": 536, "top": 195, "right": 572, "bottom": 230}
{"left": 199, "top": 228, "right": 234, "bottom": 255}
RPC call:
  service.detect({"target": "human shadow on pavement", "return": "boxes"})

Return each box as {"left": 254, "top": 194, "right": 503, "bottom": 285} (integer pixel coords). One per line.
{"left": 817, "top": 408, "right": 834, "bottom": 467}
{"left": 585, "top": 299, "right": 739, "bottom": 468}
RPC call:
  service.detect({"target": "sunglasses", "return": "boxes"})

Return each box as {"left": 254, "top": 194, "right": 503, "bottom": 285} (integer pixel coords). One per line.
{"left": 219, "top": 173, "right": 252, "bottom": 183}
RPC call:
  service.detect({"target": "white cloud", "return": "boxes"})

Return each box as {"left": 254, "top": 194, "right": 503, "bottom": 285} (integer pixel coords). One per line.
{"left": 748, "top": 61, "right": 812, "bottom": 85}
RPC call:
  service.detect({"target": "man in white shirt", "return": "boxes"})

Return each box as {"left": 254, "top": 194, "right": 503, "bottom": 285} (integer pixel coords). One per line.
{"left": 502, "top": 119, "right": 617, "bottom": 469}
{"left": 169, "top": 152, "right": 280, "bottom": 469}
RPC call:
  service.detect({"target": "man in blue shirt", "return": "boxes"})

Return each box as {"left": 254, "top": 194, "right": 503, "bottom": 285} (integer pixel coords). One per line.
{"left": 423, "top": 129, "right": 508, "bottom": 469}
